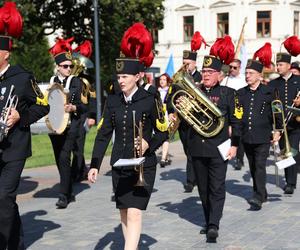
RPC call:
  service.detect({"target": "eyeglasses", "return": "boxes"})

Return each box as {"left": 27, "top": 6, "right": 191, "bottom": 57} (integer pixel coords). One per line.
{"left": 229, "top": 65, "right": 239, "bottom": 70}
{"left": 59, "top": 64, "right": 74, "bottom": 69}
{"left": 201, "top": 69, "right": 218, "bottom": 75}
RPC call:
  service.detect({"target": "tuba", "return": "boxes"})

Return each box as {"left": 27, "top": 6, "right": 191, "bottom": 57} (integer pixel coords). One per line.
{"left": 171, "top": 66, "right": 225, "bottom": 137}
{"left": 71, "top": 52, "right": 94, "bottom": 104}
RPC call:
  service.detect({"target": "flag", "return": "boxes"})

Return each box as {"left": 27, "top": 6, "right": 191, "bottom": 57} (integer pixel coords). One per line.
{"left": 165, "top": 53, "right": 174, "bottom": 77}
{"left": 239, "top": 42, "right": 247, "bottom": 74}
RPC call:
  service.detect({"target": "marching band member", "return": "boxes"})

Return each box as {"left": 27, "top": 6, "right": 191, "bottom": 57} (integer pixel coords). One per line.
{"left": 237, "top": 43, "right": 279, "bottom": 210}
{"left": 0, "top": 3, "right": 49, "bottom": 249}
{"left": 169, "top": 31, "right": 204, "bottom": 193}
{"left": 176, "top": 36, "right": 241, "bottom": 242}
{"left": 88, "top": 56, "right": 168, "bottom": 250}
{"left": 269, "top": 38, "right": 300, "bottom": 195}
{"left": 48, "top": 40, "right": 86, "bottom": 208}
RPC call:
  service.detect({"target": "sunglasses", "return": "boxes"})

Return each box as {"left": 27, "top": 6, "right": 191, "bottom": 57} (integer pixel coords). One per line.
{"left": 59, "top": 64, "right": 74, "bottom": 69}
{"left": 229, "top": 65, "right": 238, "bottom": 70}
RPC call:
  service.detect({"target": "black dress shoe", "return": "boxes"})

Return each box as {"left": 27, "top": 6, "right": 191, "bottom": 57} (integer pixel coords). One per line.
{"left": 284, "top": 185, "right": 294, "bottom": 194}
{"left": 184, "top": 183, "right": 194, "bottom": 193}
{"left": 206, "top": 225, "right": 218, "bottom": 242}
{"left": 199, "top": 226, "right": 207, "bottom": 234}
{"left": 248, "top": 197, "right": 262, "bottom": 210}
{"left": 160, "top": 160, "right": 167, "bottom": 168}
{"left": 234, "top": 158, "right": 244, "bottom": 170}
{"left": 56, "top": 194, "right": 68, "bottom": 209}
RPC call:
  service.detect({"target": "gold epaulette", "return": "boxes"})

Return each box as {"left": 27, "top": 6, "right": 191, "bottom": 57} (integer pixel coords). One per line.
{"left": 234, "top": 95, "right": 243, "bottom": 119}
{"left": 80, "top": 77, "right": 91, "bottom": 104}
{"left": 97, "top": 117, "right": 104, "bottom": 130}
{"left": 168, "top": 86, "right": 172, "bottom": 94}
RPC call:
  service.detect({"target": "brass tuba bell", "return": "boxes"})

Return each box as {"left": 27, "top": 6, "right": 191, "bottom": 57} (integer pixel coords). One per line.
{"left": 171, "top": 66, "right": 225, "bottom": 137}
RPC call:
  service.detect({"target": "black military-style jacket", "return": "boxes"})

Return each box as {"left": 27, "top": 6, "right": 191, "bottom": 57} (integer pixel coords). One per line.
{"left": 269, "top": 74, "right": 300, "bottom": 131}
{"left": 0, "top": 65, "right": 49, "bottom": 162}
{"left": 237, "top": 84, "right": 273, "bottom": 144}
{"left": 187, "top": 84, "right": 241, "bottom": 157}
{"left": 90, "top": 87, "right": 169, "bottom": 170}
{"left": 192, "top": 69, "right": 202, "bottom": 83}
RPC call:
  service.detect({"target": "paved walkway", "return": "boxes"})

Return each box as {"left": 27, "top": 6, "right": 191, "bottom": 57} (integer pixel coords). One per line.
{"left": 19, "top": 140, "right": 300, "bottom": 250}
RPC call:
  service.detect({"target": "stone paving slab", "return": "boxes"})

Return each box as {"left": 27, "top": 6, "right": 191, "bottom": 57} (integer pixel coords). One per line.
{"left": 18, "top": 141, "right": 300, "bottom": 249}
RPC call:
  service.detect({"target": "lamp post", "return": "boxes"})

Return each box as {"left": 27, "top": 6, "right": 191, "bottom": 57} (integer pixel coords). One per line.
{"left": 93, "top": 0, "right": 101, "bottom": 121}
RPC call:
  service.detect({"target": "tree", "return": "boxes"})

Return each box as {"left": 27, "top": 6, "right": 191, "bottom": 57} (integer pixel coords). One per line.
{"left": 32, "top": 0, "right": 165, "bottom": 86}
{"left": 0, "top": 1, "right": 54, "bottom": 81}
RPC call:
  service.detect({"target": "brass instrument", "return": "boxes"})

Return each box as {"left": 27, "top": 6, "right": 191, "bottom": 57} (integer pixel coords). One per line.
{"left": 171, "top": 66, "right": 225, "bottom": 137}
{"left": 285, "top": 90, "right": 300, "bottom": 123}
{"left": 168, "top": 112, "right": 180, "bottom": 139}
{"left": 271, "top": 98, "right": 293, "bottom": 159}
{"left": 71, "top": 52, "right": 94, "bottom": 104}
{"left": 132, "top": 110, "right": 148, "bottom": 186}
{"left": 0, "top": 85, "right": 18, "bottom": 142}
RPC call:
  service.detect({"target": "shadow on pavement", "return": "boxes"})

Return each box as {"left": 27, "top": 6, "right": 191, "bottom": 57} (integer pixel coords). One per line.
{"left": 159, "top": 168, "right": 185, "bottom": 185}
{"left": 22, "top": 210, "right": 60, "bottom": 249}
{"left": 157, "top": 196, "right": 205, "bottom": 227}
{"left": 18, "top": 176, "right": 39, "bottom": 195}
{"left": 94, "top": 224, "right": 157, "bottom": 250}
{"left": 33, "top": 182, "right": 90, "bottom": 198}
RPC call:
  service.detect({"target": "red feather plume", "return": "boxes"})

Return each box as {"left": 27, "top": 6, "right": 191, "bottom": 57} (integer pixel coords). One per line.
{"left": 283, "top": 36, "right": 300, "bottom": 57}
{"left": 140, "top": 50, "right": 154, "bottom": 68}
{"left": 0, "top": 1, "right": 23, "bottom": 38}
{"left": 49, "top": 37, "right": 74, "bottom": 56}
{"left": 74, "top": 40, "right": 92, "bottom": 58}
{"left": 253, "top": 42, "right": 272, "bottom": 68}
{"left": 191, "top": 31, "right": 208, "bottom": 51}
{"left": 209, "top": 35, "right": 235, "bottom": 65}
{"left": 120, "top": 22, "right": 153, "bottom": 60}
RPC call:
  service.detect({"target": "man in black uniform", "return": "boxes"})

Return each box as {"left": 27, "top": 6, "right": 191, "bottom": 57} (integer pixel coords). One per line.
{"left": 238, "top": 59, "right": 277, "bottom": 210}
{"left": 71, "top": 72, "right": 97, "bottom": 182}
{"left": 180, "top": 55, "right": 240, "bottom": 241}
{"left": 170, "top": 49, "right": 202, "bottom": 192}
{"left": 48, "top": 51, "right": 86, "bottom": 208}
{"left": 0, "top": 35, "right": 49, "bottom": 250}
{"left": 269, "top": 52, "right": 300, "bottom": 195}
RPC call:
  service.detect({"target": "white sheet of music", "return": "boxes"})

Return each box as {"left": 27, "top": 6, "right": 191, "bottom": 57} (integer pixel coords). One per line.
{"left": 113, "top": 157, "right": 145, "bottom": 167}
{"left": 217, "top": 139, "right": 231, "bottom": 161}
{"left": 275, "top": 156, "right": 296, "bottom": 169}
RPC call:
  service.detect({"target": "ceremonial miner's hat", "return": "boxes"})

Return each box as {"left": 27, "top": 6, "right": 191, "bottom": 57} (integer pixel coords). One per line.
{"left": 0, "top": 2, "right": 23, "bottom": 51}
{"left": 246, "top": 43, "right": 272, "bottom": 73}
{"left": 120, "top": 22, "right": 154, "bottom": 72}
{"left": 183, "top": 31, "right": 208, "bottom": 61}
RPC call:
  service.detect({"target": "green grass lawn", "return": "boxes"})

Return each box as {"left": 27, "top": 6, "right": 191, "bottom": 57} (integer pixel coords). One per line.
{"left": 26, "top": 128, "right": 178, "bottom": 168}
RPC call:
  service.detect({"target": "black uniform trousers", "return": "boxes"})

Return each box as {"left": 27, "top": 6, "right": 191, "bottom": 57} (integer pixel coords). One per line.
{"left": 192, "top": 155, "right": 227, "bottom": 228}
{"left": 178, "top": 124, "right": 196, "bottom": 186}
{"left": 0, "top": 159, "right": 26, "bottom": 250}
{"left": 49, "top": 127, "right": 78, "bottom": 197}
{"left": 71, "top": 114, "right": 87, "bottom": 181}
{"left": 243, "top": 143, "right": 270, "bottom": 201}
{"left": 282, "top": 130, "right": 300, "bottom": 187}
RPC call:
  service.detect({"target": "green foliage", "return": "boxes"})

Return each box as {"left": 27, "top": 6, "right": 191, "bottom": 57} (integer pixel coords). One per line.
{"left": 0, "top": 1, "right": 54, "bottom": 81}
{"left": 31, "top": 0, "right": 164, "bottom": 88}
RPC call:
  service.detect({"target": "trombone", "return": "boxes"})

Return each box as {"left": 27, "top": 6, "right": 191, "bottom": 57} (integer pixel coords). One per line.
{"left": 132, "top": 110, "right": 148, "bottom": 186}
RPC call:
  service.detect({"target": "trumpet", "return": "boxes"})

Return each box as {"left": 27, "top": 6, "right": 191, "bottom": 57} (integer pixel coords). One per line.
{"left": 132, "top": 110, "right": 148, "bottom": 186}
{"left": 0, "top": 85, "right": 18, "bottom": 142}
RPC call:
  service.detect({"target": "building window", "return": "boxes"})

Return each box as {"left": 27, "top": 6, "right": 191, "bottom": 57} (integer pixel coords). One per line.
{"left": 294, "top": 11, "right": 299, "bottom": 36}
{"left": 217, "top": 13, "right": 229, "bottom": 37}
{"left": 257, "top": 11, "right": 271, "bottom": 38}
{"left": 183, "top": 16, "right": 194, "bottom": 42}
{"left": 150, "top": 28, "right": 158, "bottom": 43}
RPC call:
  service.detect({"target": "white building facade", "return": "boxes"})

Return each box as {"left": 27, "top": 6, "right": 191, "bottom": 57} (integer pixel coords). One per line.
{"left": 153, "top": 0, "right": 300, "bottom": 73}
